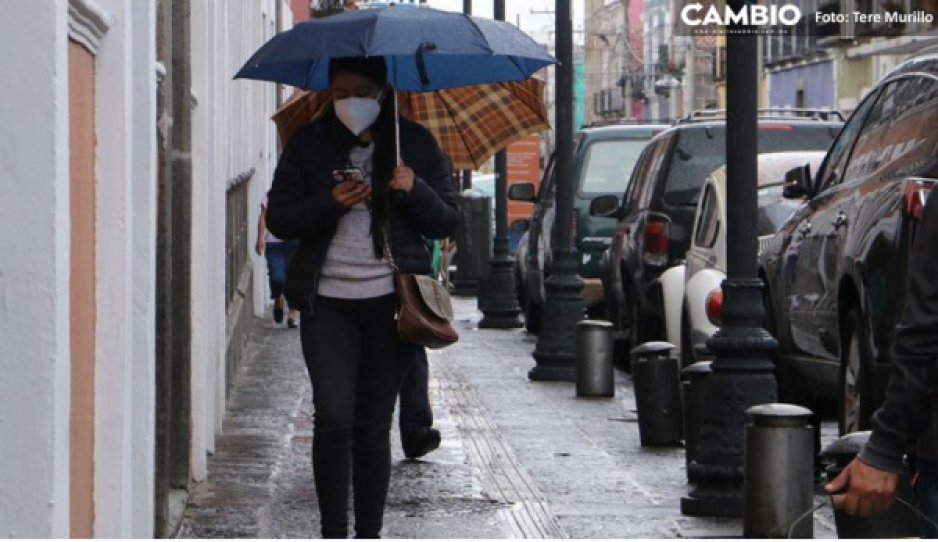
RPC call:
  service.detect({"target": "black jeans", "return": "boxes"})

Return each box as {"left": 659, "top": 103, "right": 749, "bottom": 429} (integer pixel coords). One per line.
{"left": 300, "top": 294, "right": 416, "bottom": 539}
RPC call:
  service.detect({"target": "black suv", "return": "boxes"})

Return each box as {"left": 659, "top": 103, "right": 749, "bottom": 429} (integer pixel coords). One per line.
{"left": 759, "top": 50, "right": 938, "bottom": 434}
{"left": 510, "top": 123, "right": 669, "bottom": 333}
{"left": 591, "top": 112, "right": 842, "bottom": 360}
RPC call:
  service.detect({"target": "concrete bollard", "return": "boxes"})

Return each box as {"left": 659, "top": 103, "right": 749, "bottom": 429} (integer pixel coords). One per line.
{"left": 743, "top": 403, "right": 814, "bottom": 538}
{"left": 630, "top": 341, "right": 683, "bottom": 446}
{"left": 820, "top": 431, "right": 919, "bottom": 539}
{"left": 576, "top": 320, "right": 615, "bottom": 397}
{"left": 681, "top": 360, "right": 712, "bottom": 473}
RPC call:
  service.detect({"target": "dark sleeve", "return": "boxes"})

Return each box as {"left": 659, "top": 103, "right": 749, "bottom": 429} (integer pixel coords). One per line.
{"left": 860, "top": 188, "right": 938, "bottom": 473}
{"left": 266, "top": 125, "right": 348, "bottom": 240}
{"left": 398, "top": 128, "right": 459, "bottom": 240}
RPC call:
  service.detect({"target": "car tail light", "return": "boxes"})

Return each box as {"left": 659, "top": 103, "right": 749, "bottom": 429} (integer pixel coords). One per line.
{"left": 643, "top": 220, "right": 669, "bottom": 267}
{"left": 904, "top": 180, "right": 935, "bottom": 219}
{"left": 706, "top": 288, "right": 723, "bottom": 327}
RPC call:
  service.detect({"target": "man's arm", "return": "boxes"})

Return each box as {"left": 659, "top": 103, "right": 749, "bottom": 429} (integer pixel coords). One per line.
{"left": 827, "top": 188, "right": 938, "bottom": 513}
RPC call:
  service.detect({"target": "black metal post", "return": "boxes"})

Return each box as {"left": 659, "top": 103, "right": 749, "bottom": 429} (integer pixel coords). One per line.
{"left": 478, "top": 0, "right": 523, "bottom": 329}
{"left": 681, "top": 1, "right": 777, "bottom": 517}
{"left": 461, "top": 0, "right": 472, "bottom": 191}
{"left": 529, "top": 0, "right": 582, "bottom": 381}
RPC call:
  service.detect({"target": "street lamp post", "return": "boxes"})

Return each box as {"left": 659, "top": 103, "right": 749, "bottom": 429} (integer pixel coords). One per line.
{"left": 681, "top": 0, "right": 778, "bottom": 517}
{"left": 530, "top": 0, "right": 582, "bottom": 382}
{"left": 478, "top": 0, "right": 523, "bottom": 330}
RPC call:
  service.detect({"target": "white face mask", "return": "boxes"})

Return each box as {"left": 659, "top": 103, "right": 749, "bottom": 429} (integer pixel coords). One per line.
{"left": 334, "top": 91, "right": 383, "bottom": 136}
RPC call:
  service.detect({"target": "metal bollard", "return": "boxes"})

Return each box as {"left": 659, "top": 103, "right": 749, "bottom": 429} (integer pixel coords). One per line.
{"left": 681, "top": 361, "right": 712, "bottom": 473}
{"left": 576, "top": 320, "right": 615, "bottom": 397}
{"left": 743, "top": 403, "right": 814, "bottom": 539}
{"left": 630, "top": 342, "right": 683, "bottom": 446}
{"left": 820, "top": 431, "right": 919, "bottom": 539}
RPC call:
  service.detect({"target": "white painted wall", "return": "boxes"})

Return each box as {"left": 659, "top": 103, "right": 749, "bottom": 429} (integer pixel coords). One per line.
{"left": 0, "top": 1, "right": 72, "bottom": 537}
{"left": 187, "top": 0, "right": 282, "bottom": 481}
{"left": 91, "top": 0, "right": 134, "bottom": 536}
{"left": 128, "top": 1, "right": 158, "bottom": 536}
{"left": 190, "top": 0, "right": 214, "bottom": 483}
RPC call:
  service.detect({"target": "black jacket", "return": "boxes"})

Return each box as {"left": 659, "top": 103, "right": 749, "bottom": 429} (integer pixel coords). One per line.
{"left": 860, "top": 188, "right": 938, "bottom": 472}
{"left": 266, "top": 116, "right": 458, "bottom": 312}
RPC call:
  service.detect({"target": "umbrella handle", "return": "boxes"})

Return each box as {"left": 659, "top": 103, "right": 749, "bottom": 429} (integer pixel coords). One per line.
{"left": 394, "top": 91, "right": 402, "bottom": 166}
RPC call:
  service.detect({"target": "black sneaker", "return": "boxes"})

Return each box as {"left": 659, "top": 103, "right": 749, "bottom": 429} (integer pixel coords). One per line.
{"left": 403, "top": 427, "right": 441, "bottom": 460}
{"left": 273, "top": 306, "right": 284, "bottom": 324}
{"left": 288, "top": 318, "right": 298, "bottom": 329}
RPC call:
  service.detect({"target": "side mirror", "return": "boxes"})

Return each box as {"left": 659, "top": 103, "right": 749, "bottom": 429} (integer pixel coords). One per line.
{"left": 509, "top": 218, "right": 531, "bottom": 232}
{"left": 508, "top": 182, "right": 537, "bottom": 202}
{"left": 783, "top": 164, "right": 812, "bottom": 199}
{"left": 589, "top": 195, "right": 620, "bottom": 218}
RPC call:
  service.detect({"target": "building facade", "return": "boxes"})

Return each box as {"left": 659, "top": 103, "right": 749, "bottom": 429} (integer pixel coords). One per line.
{"left": 0, "top": 0, "right": 292, "bottom": 537}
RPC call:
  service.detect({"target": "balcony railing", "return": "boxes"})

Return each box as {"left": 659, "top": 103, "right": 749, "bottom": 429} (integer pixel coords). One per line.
{"left": 225, "top": 168, "right": 254, "bottom": 310}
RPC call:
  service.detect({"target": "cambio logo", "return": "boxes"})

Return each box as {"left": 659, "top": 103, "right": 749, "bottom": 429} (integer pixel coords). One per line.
{"left": 680, "top": 3, "right": 802, "bottom": 26}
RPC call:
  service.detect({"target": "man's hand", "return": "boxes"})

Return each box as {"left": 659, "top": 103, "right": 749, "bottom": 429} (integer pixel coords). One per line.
{"left": 332, "top": 180, "right": 371, "bottom": 208}
{"left": 388, "top": 165, "right": 415, "bottom": 193}
{"left": 255, "top": 238, "right": 265, "bottom": 256}
{"left": 826, "top": 458, "right": 900, "bottom": 516}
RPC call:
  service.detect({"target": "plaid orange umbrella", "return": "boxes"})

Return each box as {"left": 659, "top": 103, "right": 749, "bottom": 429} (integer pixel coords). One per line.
{"left": 272, "top": 78, "right": 550, "bottom": 171}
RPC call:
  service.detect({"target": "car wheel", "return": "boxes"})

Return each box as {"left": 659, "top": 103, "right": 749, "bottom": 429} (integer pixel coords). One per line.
{"left": 628, "top": 289, "right": 642, "bottom": 350}
{"left": 523, "top": 289, "right": 542, "bottom": 335}
{"left": 839, "top": 306, "right": 874, "bottom": 436}
{"left": 680, "top": 305, "right": 695, "bottom": 368}
{"left": 514, "top": 265, "right": 524, "bottom": 309}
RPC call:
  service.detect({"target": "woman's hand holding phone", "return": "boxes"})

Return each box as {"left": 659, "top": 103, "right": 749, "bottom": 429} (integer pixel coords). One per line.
{"left": 331, "top": 168, "right": 370, "bottom": 208}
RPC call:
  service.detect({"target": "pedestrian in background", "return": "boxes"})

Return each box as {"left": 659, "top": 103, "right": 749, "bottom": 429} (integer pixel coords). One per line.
{"left": 826, "top": 188, "right": 938, "bottom": 536}
{"left": 256, "top": 194, "right": 299, "bottom": 328}
{"left": 266, "top": 56, "right": 458, "bottom": 539}
{"left": 397, "top": 237, "right": 447, "bottom": 461}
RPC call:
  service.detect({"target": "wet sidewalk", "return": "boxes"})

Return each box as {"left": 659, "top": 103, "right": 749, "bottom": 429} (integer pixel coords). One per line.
{"left": 180, "top": 297, "right": 837, "bottom": 539}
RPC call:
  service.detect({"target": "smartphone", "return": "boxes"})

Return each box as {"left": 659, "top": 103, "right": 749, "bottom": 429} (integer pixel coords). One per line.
{"left": 332, "top": 167, "right": 364, "bottom": 184}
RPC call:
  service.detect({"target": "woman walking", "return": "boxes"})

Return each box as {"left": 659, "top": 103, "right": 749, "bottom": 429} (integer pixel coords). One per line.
{"left": 256, "top": 194, "right": 299, "bottom": 328}
{"left": 265, "top": 56, "right": 458, "bottom": 539}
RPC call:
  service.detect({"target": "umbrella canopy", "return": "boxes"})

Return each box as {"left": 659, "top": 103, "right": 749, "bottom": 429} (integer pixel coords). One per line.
{"left": 273, "top": 78, "right": 550, "bottom": 171}
{"left": 234, "top": 6, "right": 556, "bottom": 91}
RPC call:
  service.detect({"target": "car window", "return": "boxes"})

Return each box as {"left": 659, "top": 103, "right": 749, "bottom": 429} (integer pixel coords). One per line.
{"left": 622, "top": 143, "right": 656, "bottom": 210}
{"left": 636, "top": 135, "right": 672, "bottom": 208}
{"left": 814, "top": 89, "right": 881, "bottom": 193}
{"left": 757, "top": 183, "right": 801, "bottom": 236}
{"left": 578, "top": 139, "right": 648, "bottom": 195}
{"left": 841, "top": 82, "right": 900, "bottom": 182}
{"left": 876, "top": 76, "right": 938, "bottom": 178}
{"left": 663, "top": 124, "right": 838, "bottom": 206}
{"left": 693, "top": 184, "right": 719, "bottom": 248}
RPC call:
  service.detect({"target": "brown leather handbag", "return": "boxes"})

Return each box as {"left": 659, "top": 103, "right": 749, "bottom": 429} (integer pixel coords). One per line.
{"left": 383, "top": 227, "right": 459, "bottom": 349}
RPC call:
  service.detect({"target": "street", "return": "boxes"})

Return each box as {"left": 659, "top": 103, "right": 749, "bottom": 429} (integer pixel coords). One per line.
{"left": 180, "top": 297, "right": 838, "bottom": 539}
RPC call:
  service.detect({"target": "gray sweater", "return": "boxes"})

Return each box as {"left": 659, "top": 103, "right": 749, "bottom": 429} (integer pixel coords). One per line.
{"left": 317, "top": 144, "right": 395, "bottom": 299}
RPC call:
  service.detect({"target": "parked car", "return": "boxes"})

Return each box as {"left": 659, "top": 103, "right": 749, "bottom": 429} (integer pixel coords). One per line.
{"left": 674, "top": 152, "right": 825, "bottom": 367}
{"left": 759, "top": 50, "right": 938, "bottom": 434}
{"left": 510, "top": 123, "right": 669, "bottom": 333}
{"left": 590, "top": 112, "right": 843, "bottom": 364}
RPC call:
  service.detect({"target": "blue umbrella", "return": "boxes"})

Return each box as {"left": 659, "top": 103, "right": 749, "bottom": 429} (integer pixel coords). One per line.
{"left": 233, "top": 6, "right": 556, "bottom": 92}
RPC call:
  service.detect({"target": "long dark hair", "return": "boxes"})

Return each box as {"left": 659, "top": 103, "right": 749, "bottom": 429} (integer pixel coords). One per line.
{"left": 368, "top": 87, "right": 398, "bottom": 252}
